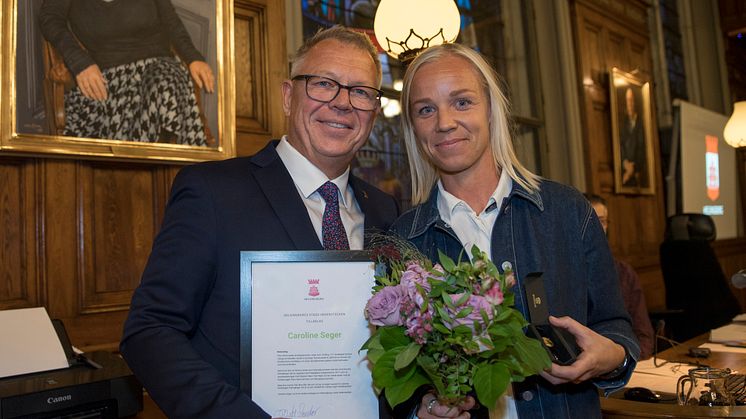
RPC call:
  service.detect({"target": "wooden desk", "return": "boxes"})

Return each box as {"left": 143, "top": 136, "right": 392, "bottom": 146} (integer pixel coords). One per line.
{"left": 134, "top": 335, "right": 746, "bottom": 418}
{"left": 602, "top": 334, "right": 746, "bottom": 418}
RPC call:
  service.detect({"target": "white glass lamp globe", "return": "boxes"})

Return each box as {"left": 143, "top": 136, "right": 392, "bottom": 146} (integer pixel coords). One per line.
{"left": 724, "top": 101, "right": 746, "bottom": 148}
{"left": 374, "top": 0, "right": 460, "bottom": 62}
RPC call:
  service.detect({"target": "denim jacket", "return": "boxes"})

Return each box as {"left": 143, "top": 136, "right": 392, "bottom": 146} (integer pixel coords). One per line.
{"left": 389, "top": 179, "right": 640, "bottom": 419}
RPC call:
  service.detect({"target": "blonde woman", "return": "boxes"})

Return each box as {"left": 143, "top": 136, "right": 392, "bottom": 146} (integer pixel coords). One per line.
{"left": 388, "top": 43, "right": 639, "bottom": 419}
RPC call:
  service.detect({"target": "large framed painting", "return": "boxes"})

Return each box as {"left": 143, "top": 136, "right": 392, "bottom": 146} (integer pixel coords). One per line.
{"left": 610, "top": 67, "right": 655, "bottom": 195}
{"left": 0, "top": 0, "right": 235, "bottom": 162}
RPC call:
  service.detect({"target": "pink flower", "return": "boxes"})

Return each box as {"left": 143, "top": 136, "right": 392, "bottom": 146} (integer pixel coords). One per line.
{"left": 505, "top": 272, "right": 516, "bottom": 288}
{"left": 484, "top": 284, "right": 504, "bottom": 306}
{"left": 405, "top": 309, "right": 434, "bottom": 344}
{"left": 366, "top": 285, "right": 404, "bottom": 326}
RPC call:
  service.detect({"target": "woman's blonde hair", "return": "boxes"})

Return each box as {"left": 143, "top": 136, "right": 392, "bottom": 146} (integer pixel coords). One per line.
{"left": 400, "top": 43, "right": 540, "bottom": 204}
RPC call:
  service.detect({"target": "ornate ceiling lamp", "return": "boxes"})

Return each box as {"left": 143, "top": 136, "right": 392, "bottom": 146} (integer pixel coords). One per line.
{"left": 373, "top": 0, "right": 461, "bottom": 63}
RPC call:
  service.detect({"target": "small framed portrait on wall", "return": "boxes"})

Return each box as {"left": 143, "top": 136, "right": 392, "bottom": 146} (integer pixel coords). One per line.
{"left": 610, "top": 67, "right": 655, "bottom": 195}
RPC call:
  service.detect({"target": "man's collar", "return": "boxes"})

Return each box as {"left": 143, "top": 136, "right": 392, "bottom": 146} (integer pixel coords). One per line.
{"left": 276, "top": 136, "right": 352, "bottom": 207}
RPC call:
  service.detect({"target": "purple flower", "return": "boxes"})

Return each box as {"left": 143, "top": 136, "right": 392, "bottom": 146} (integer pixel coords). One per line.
{"left": 400, "top": 262, "right": 445, "bottom": 307}
{"left": 366, "top": 285, "right": 405, "bottom": 326}
{"left": 446, "top": 294, "right": 494, "bottom": 330}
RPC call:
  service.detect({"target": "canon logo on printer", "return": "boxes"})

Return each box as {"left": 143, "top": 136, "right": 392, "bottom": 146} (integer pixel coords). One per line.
{"left": 47, "top": 394, "right": 72, "bottom": 404}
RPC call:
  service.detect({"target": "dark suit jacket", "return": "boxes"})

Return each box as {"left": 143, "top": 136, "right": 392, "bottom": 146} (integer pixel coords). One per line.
{"left": 120, "top": 140, "right": 399, "bottom": 418}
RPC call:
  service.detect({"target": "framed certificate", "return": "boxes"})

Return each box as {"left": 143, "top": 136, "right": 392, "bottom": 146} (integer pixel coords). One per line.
{"left": 240, "top": 251, "right": 378, "bottom": 419}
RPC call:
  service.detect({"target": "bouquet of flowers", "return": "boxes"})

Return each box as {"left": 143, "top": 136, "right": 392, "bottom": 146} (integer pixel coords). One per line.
{"left": 361, "top": 237, "right": 551, "bottom": 411}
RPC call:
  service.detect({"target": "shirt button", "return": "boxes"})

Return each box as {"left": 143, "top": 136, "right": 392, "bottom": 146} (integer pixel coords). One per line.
{"left": 521, "top": 390, "right": 534, "bottom": 401}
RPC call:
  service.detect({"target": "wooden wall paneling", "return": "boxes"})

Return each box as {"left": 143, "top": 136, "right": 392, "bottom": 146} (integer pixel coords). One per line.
{"left": 576, "top": 18, "right": 608, "bottom": 195}
{"left": 43, "top": 159, "right": 80, "bottom": 322}
{"left": 234, "top": 0, "right": 287, "bottom": 156}
{"left": 40, "top": 159, "right": 178, "bottom": 351}
{"left": 0, "top": 158, "right": 41, "bottom": 309}
{"left": 79, "top": 163, "right": 157, "bottom": 314}
{"left": 572, "top": 0, "right": 668, "bottom": 309}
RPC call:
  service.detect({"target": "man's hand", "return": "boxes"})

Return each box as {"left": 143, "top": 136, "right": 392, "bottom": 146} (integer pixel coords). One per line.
{"left": 622, "top": 159, "right": 635, "bottom": 184}
{"left": 76, "top": 64, "right": 108, "bottom": 101}
{"left": 417, "top": 393, "right": 476, "bottom": 419}
{"left": 189, "top": 60, "right": 215, "bottom": 93}
{"left": 540, "top": 315, "right": 626, "bottom": 385}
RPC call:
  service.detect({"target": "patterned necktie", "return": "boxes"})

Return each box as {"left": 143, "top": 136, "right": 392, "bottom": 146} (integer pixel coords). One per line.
{"left": 317, "top": 181, "right": 350, "bottom": 250}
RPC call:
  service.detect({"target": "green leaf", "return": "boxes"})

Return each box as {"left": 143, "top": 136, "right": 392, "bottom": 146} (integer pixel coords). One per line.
{"left": 433, "top": 322, "right": 452, "bottom": 335}
{"left": 360, "top": 331, "right": 382, "bottom": 352}
{"left": 454, "top": 292, "right": 471, "bottom": 306}
{"left": 385, "top": 370, "right": 431, "bottom": 408}
{"left": 442, "top": 294, "right": 455, "bottom": 310}
{"left": 372, "top": 348, "right": 417, "bottom": 388}
{"left": 513, "top": 333, "right": 552, "bottom": 373}
{"left": 455, "top": 306, "right": 474, "bottom": 319}
{"left": 452, "top": 325, "right": 473, "bottom": 336}
{"left": 473, "top": 363, "right": 510, "bottom": 411}
{"left": 437, "top": 303, "right": 452, "bottom": 320}
{"left": 379, "top": 326, "right": 410, "bottom": 350}
{"left": 395, "top": 342, "right": 422, "bottom": 371}
{"left": 417, "top": 355, "right": 446, "bottom": 396}
{"left": 438, "top": 250, "right": 456, "bottom": 272}
{"left": 470, "top": 244, "right": 485, "bottom": 261}
{"left": 366, "top": 347, "right": 385, "bottom": 364}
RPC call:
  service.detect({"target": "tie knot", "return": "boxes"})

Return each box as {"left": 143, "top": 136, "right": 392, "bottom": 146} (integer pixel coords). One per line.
{"left": 318, "top": 181, "right": 340, "bottom": 204}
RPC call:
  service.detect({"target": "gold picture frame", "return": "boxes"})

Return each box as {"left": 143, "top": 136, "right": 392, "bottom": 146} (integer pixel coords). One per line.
{"left": 610, "top": 67, "right": 655, "bottom": 195}
{"left": 0, "top": 0, "right": 235, "bottom": 163}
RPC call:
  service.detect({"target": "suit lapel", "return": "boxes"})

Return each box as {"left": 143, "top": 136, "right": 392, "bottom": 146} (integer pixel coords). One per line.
{"left": 349, "top": 175, "right": 383, "bottom": 236}
{"left": 250, "top": 142, "right": 323, "bottom": 250}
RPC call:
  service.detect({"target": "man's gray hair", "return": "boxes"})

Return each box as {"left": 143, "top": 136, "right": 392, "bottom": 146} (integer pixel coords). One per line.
{"left": 290, "top": 25, "right": 382, "bottom": 87}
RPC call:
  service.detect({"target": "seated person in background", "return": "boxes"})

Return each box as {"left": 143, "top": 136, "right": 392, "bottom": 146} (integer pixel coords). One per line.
{"left": 587, "top": 194, "right": 654, "bottom": 359}
{"left": 39, "top": 0, "right": 214, "bottom": 146}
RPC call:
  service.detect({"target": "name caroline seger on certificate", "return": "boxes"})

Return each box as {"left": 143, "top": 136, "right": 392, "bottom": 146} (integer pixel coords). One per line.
{"left": 246, "top": 257, "right": 378, "bottom": 419}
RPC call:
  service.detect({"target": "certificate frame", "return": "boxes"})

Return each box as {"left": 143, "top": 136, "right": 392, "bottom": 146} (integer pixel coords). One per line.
{"left": 239, "top": 250, "right": 377, "bottom": 418}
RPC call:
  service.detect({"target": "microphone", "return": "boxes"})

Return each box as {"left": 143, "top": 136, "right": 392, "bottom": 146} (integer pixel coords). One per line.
{"left": 732, "top": 270, "right": 746, "bottom": 289}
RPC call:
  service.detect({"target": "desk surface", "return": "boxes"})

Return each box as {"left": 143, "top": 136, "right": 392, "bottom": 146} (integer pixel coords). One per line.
{"left": 601, "top": 334, "right": 746, "bottom": 418}
{"left": 134, "top": 335, "right": 746, "bottom": 418}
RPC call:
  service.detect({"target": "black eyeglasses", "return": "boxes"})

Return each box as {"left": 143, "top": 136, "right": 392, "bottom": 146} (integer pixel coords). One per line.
{"left": 292, "top": 75, "right": 382, "bottom": 111}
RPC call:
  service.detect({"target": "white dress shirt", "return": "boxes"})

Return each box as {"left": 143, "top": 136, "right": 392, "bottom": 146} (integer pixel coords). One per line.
{"left": 436, "top": 170, "right": 512, "bottom": 260}
{"left": 275, "top": 136, "right": 365, "bottom": 250}
{"left": 436, "top": 169, "right": 517, "bottom": 419}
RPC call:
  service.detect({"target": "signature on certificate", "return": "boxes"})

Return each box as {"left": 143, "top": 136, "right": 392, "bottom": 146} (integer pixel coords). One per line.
{"left": 275, "top": 404, "right": 321, "bottom": 417}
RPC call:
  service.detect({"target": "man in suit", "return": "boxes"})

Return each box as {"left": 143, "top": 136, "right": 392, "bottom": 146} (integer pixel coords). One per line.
{"left": 120, "top": 26, "right": 398, "bottom": 419}
{"left": 620, "top": 87, "right": 647, "bottom": 187}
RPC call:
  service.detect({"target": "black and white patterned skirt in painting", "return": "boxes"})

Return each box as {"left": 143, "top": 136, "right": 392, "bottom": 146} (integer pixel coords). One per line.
{"left": 64, "top": 56, "right": 208, "bottom": 146}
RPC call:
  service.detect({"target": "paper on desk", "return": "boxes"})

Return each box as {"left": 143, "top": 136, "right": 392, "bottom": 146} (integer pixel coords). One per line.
{"left": 627, "top": 358, "right": 689, "bottom": 394}
{"left": 710, "top": 323, "right": 746, "bottom": 343}
{"left": 732, "top": 313, "right": 746, "bottom": 323}
{"left": 0, "top": 307, "right": 69, "bottom": 378}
